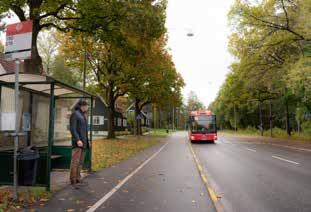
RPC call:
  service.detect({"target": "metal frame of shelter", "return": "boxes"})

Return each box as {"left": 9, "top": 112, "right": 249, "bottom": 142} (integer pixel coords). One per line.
{"left": 0, "top": 73, "right": 95, "bottom": 190}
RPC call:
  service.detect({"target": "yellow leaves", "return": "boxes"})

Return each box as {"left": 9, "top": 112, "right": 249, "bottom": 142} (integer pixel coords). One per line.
{"left": 0, "top": 187, "right": 50, "bottom": 211}
{"left": 39, "top": 198, "right": 49, "bottom": 202}
{"left": 92, "top": 137, "right": 157, "bottom": 172}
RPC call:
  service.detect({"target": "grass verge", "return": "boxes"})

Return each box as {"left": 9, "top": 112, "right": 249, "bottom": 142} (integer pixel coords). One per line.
{"left": 150, "top": 129, "right": 170, "bottom": 137}
{"left": 92, "top": 136, "right": 158, "bottom": 171}
{"left": 0, "top": 187, "right": 50, "bottom": 211}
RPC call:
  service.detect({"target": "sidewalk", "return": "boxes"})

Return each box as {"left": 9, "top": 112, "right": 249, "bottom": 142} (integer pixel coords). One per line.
{"left": 30, "top": 142, "right": 164, "bottom": 211}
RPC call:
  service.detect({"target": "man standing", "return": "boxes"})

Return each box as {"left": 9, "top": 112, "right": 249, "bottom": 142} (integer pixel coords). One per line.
{"left": 69, "top": 99, "right": 89, "bottom": 189}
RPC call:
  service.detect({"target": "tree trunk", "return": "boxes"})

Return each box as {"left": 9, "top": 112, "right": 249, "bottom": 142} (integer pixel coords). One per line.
{"left": 259, "top": 102, "right": 263, "bottom": 136}
{"left": 285, "top": 101, "right": 291, "bottom": 136}
{"left": 269, "top": 100, "right": 273, "bottom": 137}
{"left": 135, "top": 98, "right": 141, "bottom": 136}
{"left": 107, "top": 85, "right": 116, "bottom": 139}
{"left": 158, "top": 107, "right": 161, "bottom": 129}
{"left": 153, "top": 105, "right": 157, "bottom": 129}
{"left": 24, "top": 20, "right": 43, "bottom": 73}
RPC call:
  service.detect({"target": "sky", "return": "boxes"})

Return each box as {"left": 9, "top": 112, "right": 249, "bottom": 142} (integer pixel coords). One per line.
{"left": 1, "top": 0, "right": 235, "bottom": 106}
{"left": 166, "top": 0, "right": 234, "bottom": 106}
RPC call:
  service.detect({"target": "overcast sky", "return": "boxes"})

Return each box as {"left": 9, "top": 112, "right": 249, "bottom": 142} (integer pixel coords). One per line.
{"left": 166, "top": 0, "right": 234, "bottom": 106}
{"left": 1, "top": 0, "right": 234, "bottom": 106}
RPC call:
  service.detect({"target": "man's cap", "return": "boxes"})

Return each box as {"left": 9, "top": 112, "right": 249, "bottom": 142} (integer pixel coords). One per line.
{"left": 77, "top": 99, "right": 89, "bottom": 106}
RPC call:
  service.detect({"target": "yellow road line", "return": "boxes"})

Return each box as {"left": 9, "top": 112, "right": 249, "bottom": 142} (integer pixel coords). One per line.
{"left": 188, "top": 141, "right": 224, "bottom": 212}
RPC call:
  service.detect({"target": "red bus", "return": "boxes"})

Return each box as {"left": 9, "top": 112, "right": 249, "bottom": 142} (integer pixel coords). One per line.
{"left": 188, "top": 110, "right": 217, "bottom": 142}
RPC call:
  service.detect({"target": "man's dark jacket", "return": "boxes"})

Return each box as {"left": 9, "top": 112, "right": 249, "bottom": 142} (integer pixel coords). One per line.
{"left": 70, "top": 109, "right": 89, "bottom": 149}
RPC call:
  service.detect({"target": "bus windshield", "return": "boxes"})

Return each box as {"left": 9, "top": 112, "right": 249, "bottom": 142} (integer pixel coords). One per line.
{"left": 190, "top": 115, "right": 216, "bottom": 134}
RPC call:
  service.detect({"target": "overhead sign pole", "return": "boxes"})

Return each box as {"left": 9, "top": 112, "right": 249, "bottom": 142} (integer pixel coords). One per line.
{"left": 13, "top": 60, "right": 20, "bottom": 200}
{"left": 4, "top": 20, "right": 33, "bottom": 201}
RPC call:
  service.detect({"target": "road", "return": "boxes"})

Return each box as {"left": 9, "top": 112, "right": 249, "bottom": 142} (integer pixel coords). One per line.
{"left": 34, "top": 132, "right": 311, "bottom": 212}
{"left": 34, "top": 132, "right": 215, "bottom": 212}
{"left": 192, "top": 133, "right": 311, "bottom": 212}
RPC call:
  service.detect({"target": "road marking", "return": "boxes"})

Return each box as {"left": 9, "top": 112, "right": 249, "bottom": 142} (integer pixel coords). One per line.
{"left": 272, "top": 156, "right": 300, "bottom": 165}
{"left": 270, "top": 144, "right": 311, "bottom": 153}
{"left": 188, "top": 142, "right": 224, "bottom": 212}
{"left": 86, "top": 143, "right": 168, "bottom": 212}
{"left": 245, "top": 148, "right": 257, "bottom": 152}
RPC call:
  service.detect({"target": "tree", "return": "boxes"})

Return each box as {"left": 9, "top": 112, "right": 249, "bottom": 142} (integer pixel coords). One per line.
{"left": 55, "top": 0, "right": 169, "bottom": 139}
{"left": 127, "top": 36, "right": 184, "bottom": 135}
{"left": 38, "top": 31, "right": 58, "bottom": 73}
{"left": 187, "top": 91, "right": 205, "bottom": 111}
{"left": 0, "top": 0, "right": 120, "bottom": 73}
{"left": 0, "top": 1, "right": 78, "bottom": 72}
{"left": 211, "top": 0, "right": 311, "bottom": 135}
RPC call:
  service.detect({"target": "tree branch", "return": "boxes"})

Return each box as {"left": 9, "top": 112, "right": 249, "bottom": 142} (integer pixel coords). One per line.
{"left": 11, "top": 5, "right": 26, "bottom": 21}
{"left": 39, "top": 22, "right": 68, "bottom": 31}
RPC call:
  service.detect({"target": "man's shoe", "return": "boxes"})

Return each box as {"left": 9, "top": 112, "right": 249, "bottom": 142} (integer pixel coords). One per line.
{"left": 71, "top": 184, "right": 80, "bottom": 190}
{"left": 77, "top": 180, "right": 88, "bottom": 186}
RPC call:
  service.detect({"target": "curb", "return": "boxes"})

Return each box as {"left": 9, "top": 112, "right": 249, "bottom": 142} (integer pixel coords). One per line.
{"left": 187, "top": 141, "right": 224, "bottom": 212}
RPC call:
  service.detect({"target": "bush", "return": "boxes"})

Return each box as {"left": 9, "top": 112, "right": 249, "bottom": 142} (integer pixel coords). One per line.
{"left": 245, "top": 126, "right": 258, "bottom": 133}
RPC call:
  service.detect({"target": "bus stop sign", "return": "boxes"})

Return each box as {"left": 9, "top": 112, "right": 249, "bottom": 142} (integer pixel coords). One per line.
{"left": 5, "top": 20, "right": 33, "bottom": 61}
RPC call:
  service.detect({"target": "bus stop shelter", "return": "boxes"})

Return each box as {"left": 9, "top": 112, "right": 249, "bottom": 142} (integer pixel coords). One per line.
{"left": 0, "top": 73, "right": 95, "bottom": 190}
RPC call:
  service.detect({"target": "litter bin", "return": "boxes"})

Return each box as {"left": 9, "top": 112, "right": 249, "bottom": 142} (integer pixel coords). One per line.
{"left": 17, "top": 145, "right": 40, "bottom": 186}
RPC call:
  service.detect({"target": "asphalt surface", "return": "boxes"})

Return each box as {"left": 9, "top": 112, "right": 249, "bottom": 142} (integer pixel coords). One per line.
{"left": 32, "top": 133, "right": 215, "bottom": 212}
{"left": 192, "top": 133, "right": 311, "bottom": 212}
{"left": 31, "top": 132, "right": 311, "bottom": 212}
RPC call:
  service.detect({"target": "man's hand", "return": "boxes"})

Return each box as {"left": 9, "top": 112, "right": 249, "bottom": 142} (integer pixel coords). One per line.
{"left": 77, "top": 140, "right": 83, "bottom": 147}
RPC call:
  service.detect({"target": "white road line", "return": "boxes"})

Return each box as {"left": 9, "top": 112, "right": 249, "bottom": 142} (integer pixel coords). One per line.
{"left": 245, "top": 148, "right": 256, "bottom": 152}
{"left": 86, "top": 143, "right": 168, "bottom": 212}
{"left": 272, "top": 156, "right": 300, "bottom": 165}
{"left": 270, "top": 144, "right": 311, "bottom": 153}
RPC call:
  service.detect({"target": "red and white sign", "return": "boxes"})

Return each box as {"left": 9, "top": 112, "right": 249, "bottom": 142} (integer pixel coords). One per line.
{"left": 5, "top": 20, "right": 33, "bottom": 61}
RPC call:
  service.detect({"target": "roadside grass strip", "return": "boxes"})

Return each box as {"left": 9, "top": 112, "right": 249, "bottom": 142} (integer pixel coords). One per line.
{"left": 0, "top": 187, "right": 50, "bottom": 211}
{"left": 92, "top": 137, "right": 158, "bottom": 171}
{"left": 188, "top": 142, "right": 224, "bottom": 212}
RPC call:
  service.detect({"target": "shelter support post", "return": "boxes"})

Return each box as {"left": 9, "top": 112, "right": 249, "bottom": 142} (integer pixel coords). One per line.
{"left": 89, "top": 97, "right": 94, "bottom": 172}
{"left": 46, "top": 83, "right": 55, "bottom": 191}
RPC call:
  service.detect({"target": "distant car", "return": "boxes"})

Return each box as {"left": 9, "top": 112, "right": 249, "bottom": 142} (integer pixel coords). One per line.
{"left": 188, "top": 110, "right": 217, "bottom": 143}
